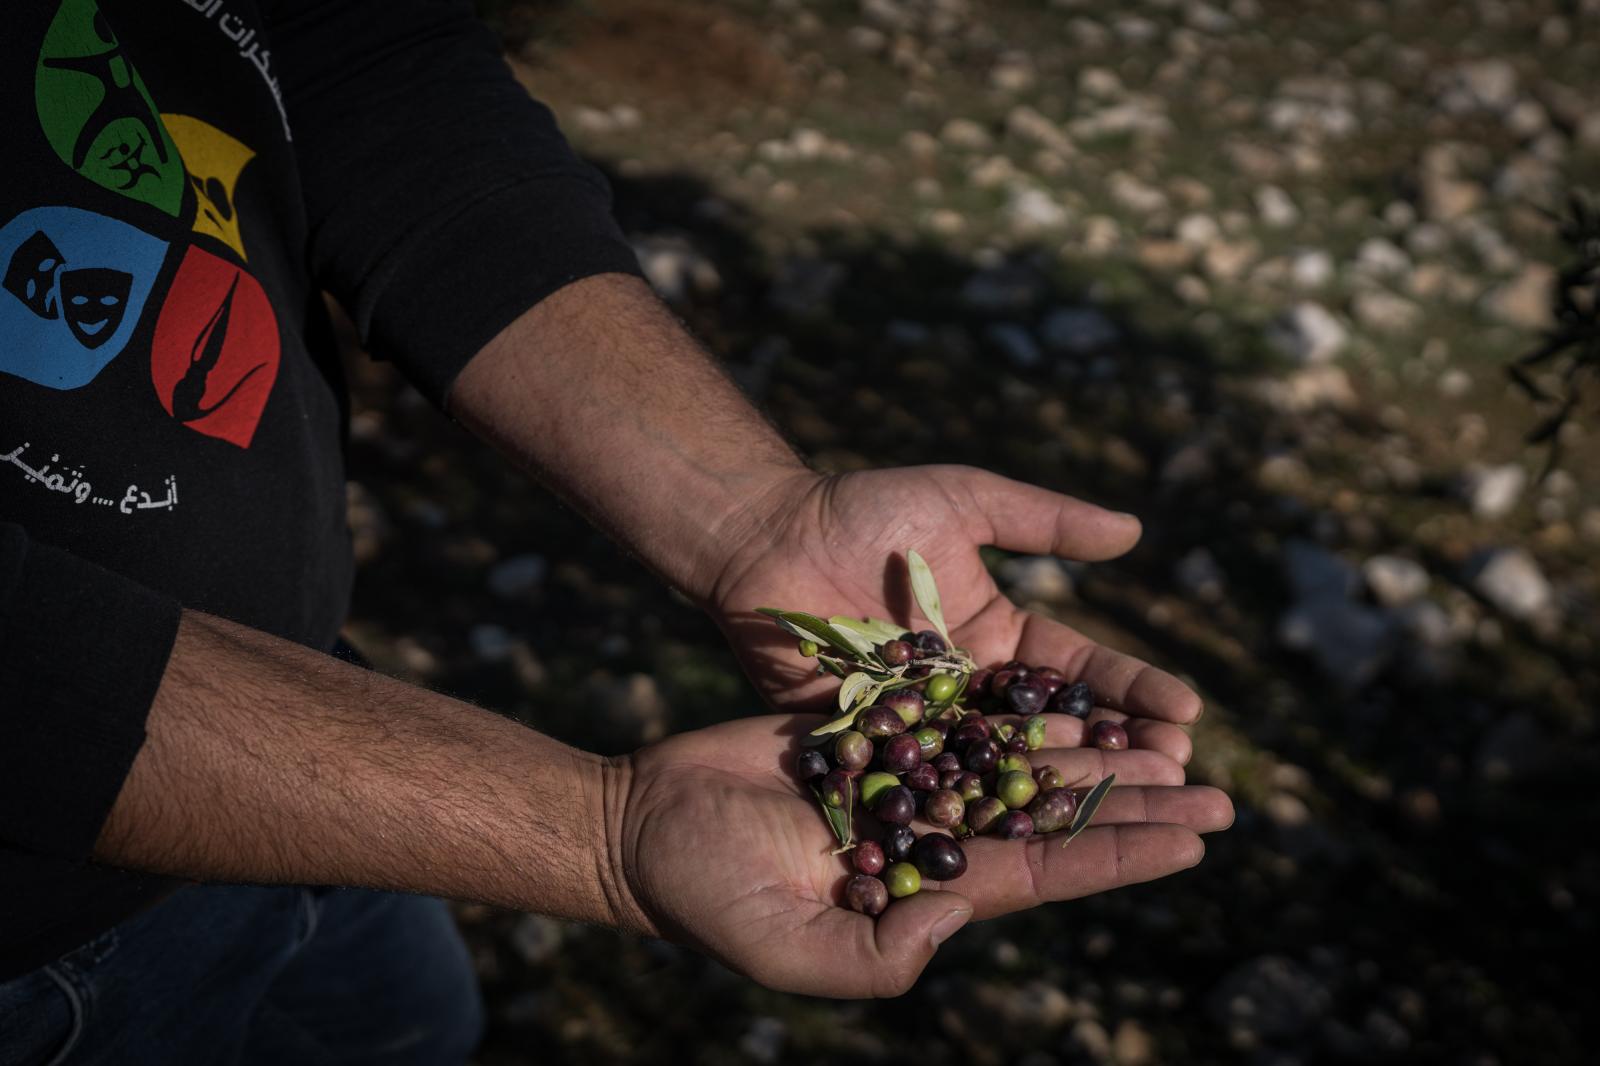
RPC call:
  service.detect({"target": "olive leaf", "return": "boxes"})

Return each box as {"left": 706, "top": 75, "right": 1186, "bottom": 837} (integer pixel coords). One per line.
{"left": 830, "top": 616, "right": 910, "bottom": 644}
{"left": 811, "top": 780, "right": 854, "bottom": 847}
{"left": 759, "top": 608, "right": 879, "bottom": 662}
{"left": 808, "top": 706, "right": 868, "bottom": 738}
{"left": 1059, "top": 774, "right": 1116, "bottom": 848}
{"left": 906, "top": 549, "right": 951, "bottom": 646}
{"left": 837, "top": 671, "right": 879, "bottom": 713}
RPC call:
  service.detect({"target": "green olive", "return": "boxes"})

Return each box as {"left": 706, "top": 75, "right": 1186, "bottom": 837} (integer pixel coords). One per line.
{"left": 798, "top": 639, "right": 819, "bottom": 657}
{"left": 884, "top": 861, "right": 922, "bottom": 898}
{"left": 925, "top": 673, "right": 959, "bottom": 703}
{"left": 859, "top": 771, "right": 901, "bottom": 808}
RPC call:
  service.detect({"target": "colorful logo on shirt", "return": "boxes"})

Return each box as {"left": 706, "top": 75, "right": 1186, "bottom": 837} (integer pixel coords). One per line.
{"left": 36, "top": 0, "right": 185, "bottom": 217}
{"left": 150, "top": 245, "right": 279, "bottom": 448}
{"left": 164, "top": 114, "right": 256, "bottom": 262}
{"left": 0, "top": 206, "right": 168, "bottom": 390}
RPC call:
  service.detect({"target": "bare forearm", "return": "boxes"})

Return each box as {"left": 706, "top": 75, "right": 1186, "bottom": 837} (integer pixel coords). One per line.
{"left": 96, "top": 611, "right": 635, "bottom": 930}
{"left": 447, "top": 273, "right": 812, "bottom": 601}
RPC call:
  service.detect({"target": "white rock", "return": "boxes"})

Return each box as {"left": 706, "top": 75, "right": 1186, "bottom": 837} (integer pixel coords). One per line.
{"left": 1175, "top": 547, "right": 1227, "bottom": 602}
{"left": 1436, "top": 59, "right": 1518, "bottom": 114}
{"left": 1466, "top": 548, "right": 1552, "bottom": 620}
{"left": 468, "top": 623, "right": 516, "bottom": 662}
{"left": 1352, "top": 290, "right": 1422, "bottom": 334}
{"left": 1108, "top": 171, "right": 1170, "bottom": 214}
{"left": 1461, "top": 463, "right": 1526, "bottom": 520}
{"left": 1078, "top": 66, "right": 1123, "bottom": 99}
{"left": 1267, "top": 302, "right": 1348, "bottom": 364}
{"left": 941, "top": 118, "right": 993, "bottom": 151}
{"left": 1209, "top": 956, "right": 1333, "bottom": 1039}
{"left": 1254, "top": 185, "right": 1300, "bottom": 227}
{"left": 488, "top": 555, "right": 547, "bottom": 599}
{"left": 1279, "top": 596, "right": 1396, "bottom": 686}
{"left": 633, "top": 237, "right": 721, "bottom": 305}
{"left": 1040, "top": 306, "right": 1119, "bottom": 353}
{"left": 1006, "top": 187, "right": 1069, "bottom": 232}
{"left": 1480, "top": 263, "right": 1556, "bottom": 331}
{"left": 1362, "top": 555, "right": 1429, "bottom": 607}
{"left": 1176, "top": 213, "right": 1221, "bottom": 246}
{"left": 1354, "top": 237, "right": 1411, "bottom": 278}
{"left": 1291, "top": 249, "right": 1334, "bottom": 288}
{"left": 1006, "top": 105, "right": 1075, "bottom": 156}
{"left": 985, "top": 322, "right": 1042, "bottom": 368}
{"left": 510, "top": 914, "right": 565, "bottom": 965}
{"left": 998, "top": 555, "right": 1075, "bottom": 602}
{"left": 738, "top": 1018, "right": 788, "bottom": 1066}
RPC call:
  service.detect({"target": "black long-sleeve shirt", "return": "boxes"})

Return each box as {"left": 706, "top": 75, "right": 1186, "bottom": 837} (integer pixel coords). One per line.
{"left": 0, "top": 0, "right": 641, "bottom": 978}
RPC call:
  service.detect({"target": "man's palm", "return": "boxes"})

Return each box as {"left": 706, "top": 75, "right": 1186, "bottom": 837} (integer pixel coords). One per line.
{"left": 616, "top": 715, "right": 1232, "bottom": 998}
{"left": 711, "top": 466, "right": 1203, "bottom": 763}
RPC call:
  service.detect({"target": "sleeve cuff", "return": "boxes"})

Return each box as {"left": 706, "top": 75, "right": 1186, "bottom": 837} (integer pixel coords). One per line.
{"left": 0, "top": 525, "right": 181, "bottom": 859}
{"left": 359, "top": 174, "right": 646, "bottom": 408}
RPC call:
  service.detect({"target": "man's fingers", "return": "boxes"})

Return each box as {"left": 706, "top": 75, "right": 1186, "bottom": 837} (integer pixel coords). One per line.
{"left": 787, "top": 890, "right": 972, "bottom": 998}
{"left": 940, "top": 467, "right": 1142, "bottom": 563}
{"left": 1018, "top": 744, "right": 1186, "bottom": 787}
{"left": 928, "top": 823, "right": 1207, "bottom": 919}
{"left": 1014, "top": 614, "right": 1204, "bottom": 725}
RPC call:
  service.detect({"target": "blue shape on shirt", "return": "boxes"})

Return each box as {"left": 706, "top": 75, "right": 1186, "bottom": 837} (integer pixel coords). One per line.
{"left": 0, "top": 206, "right": 167, "bottom": 390}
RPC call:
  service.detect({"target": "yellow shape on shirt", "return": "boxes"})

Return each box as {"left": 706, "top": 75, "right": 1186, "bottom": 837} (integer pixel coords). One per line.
{"left": 163, "top": 114, "right": 256, "bottom": 262}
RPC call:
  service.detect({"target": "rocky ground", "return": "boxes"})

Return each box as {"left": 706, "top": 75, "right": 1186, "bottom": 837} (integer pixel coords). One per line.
{"left": 339, "top": 1, "right": 1599, "bottom": 1062}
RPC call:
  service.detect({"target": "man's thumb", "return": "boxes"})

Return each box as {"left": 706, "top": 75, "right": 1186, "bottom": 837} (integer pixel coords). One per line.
{"left": 868, "top": 891, "right": 974, "bottom": 996}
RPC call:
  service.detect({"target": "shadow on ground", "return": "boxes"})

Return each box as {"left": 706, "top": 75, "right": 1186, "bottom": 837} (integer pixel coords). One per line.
{"left": 338, "top": 163, "right": 1597, "bottom": 1065}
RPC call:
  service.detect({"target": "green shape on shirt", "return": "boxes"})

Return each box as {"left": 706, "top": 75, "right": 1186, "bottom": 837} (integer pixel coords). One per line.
{"left": 36, "top": 0, "right": 184, "bottom": 217}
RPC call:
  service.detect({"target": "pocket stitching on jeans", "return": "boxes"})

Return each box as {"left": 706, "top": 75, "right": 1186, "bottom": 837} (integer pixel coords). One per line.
{"left": 37, "top": 966, "right": 85, "bottom": 1066}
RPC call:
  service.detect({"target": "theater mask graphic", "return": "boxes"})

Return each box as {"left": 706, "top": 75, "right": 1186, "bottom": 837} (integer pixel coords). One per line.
{"left": 151, "top": 246, "right": 280, "bottom": 448}
{"left": 164, "top": 114, "right": 257, "bottom": 262}
{"left": 36, "top": 0, "right": 184, "bottom": 216}
{"left": 0, "top": 206, "right": 167, "bottom": 389}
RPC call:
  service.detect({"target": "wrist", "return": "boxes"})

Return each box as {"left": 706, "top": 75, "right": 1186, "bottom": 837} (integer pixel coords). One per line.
{"left": 687, "top": 464, "right": 821, "bottom": 607}
{"left": 589, "top": 752, "right": 657, "bottom": 937}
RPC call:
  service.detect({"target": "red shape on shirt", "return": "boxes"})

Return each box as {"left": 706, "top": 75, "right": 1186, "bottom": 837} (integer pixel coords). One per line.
{"left": 150, "top": 245, "right": 279, "bottom": 448}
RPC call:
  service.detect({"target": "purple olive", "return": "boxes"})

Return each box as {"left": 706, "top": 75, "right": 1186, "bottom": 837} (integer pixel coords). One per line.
{"left": 953, "top": 721, "right": 990, "bottom": 749}
{"left": 1091, "top": 720, "right": 1129, "bottom": 751}
{"left": 1051, "top": 681, "right": 1095, "bottom": 719}
{"left": 852, "top": 840, "right": 886, "bottom": 876}
{"left": 797, "top": 750, "right": 829, "bottom": 782}
{"left": 924, "top": 789, "right": 965, "bottom": 828}
{"left": 954, "top": 772, "right": 985, "bottom": 804}
{"left": 933, "top": 751, "right": 962, "bottom": 775}
{"left": 884, "top": 824, "right": 916, "bottom": 862}
{"left": 964, "top": 738, "right": 1001, "bottom": 775}
{"left": 939, "top": 769, "right": 964, "bottom": 791}
{"left": 911, "top": 832, "right": 967, "bottom": 881}
{"left": 913, "top": 727, "right": 945, "bottom": 760}
{"left": 820, "top": 769, "right": 855, "bottom": 809}
{"left": 991, "top": 667, "right": 1028, "bottom": 695}
{"left": 914, "top": 629, "right": 948, "bottom": 656}
{"left": 967, "top": 668, "right": 994, "bottom": 698}
{"left": 1005, "top": 735, "right": 1030, "bottom": 755}
{"left": 881, "top": 690, "right": 926, "bottom": 728}
{"left": 1027, "top": 787, "right": 1079, "bottom": 833}
{"left": 1006, "top": 679, "right": 1048, "bottom": 716}
{"left": 875, "top": 785, "right": 916, "bottom": 826}
{"left": 846, "top": 874, "right": 890, "bottom": 915}
{"left": 904, "top": 762, "right": 940, "bottom": 792}
{"left": 859, "top": 705, "right": 909, "bottom": 739}
{"left": 880, "top": 639, "right": 914, "bottom": 666}
{"left": 834, "top": 730, "right": 873, "bottom": 771}
{"left": 997, "top": 811, "right": 1035, "bottom": 839}
{"left": 966, "top": 795, "right": 1007, "bottom": 834}
{"left": 1034, "top": 765, "right": 1066, "bottom": 791}
{"left": 881, "top": 733, "right": 923, "bottom": 774}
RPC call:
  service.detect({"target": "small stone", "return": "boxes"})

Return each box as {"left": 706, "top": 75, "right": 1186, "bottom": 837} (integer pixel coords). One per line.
{"left": 738, "top": 1018, "right": 787, "bottom": 1066}
{"left": 1208, "top": 956, "right": 1332, "bottom": 1040}
{"left": 1290, "top": 249, "right": 1334, "bottom": 288}
{"left": 1006, "top": 105, "right": 1075, "bottom": 156}
{"left": 509, "top": 914, "right": 564, "bottom": 966}
{"left": 1480, "top": 263, "right": 1556, "bottom": 331}
{"left": 468, "top": 623, "right": 516, "bottom": 663}
{"left": 1352, "top": 291, "right": 1421, "bottom": 334}
{"left": 1040, "top": 306, "right": 1119, "bottom": 353}
{"left": 1362, "top": 555, "right": 1429, "bottom": 607}
{"left": 985, "top": 323, "right": 1043, "bottom": 368}
{"left": 1176, "top": 213, "right": 1221, "bottom": 246}
{"left": 1465, "top": 548, "right": 1552, "bottom": 620}
{"left": 1267, "top": 302, "right": 1347, "bottom": 364}
{"left": 1006, "top": 187, "right": 1069, "bottom": 233}
{"left": 488, "top": 554, "right": 547, "bottom": 599}
{"left": 960, "top": 264, "right": 1041, "bottom": 313}
{"left": 1277, "top": 599, "right": 1395, "bottom": 688}
{"left": 1461, "top": 463, "right": 1526, "bottom": 520}
{"left": 1112, "top": 1018, "right": 1156, "bottom": 1065}
{"left": 1354, "top": 237, "right": 1410, "bottom": 278}
{"left": 998, "top": 556, "right": 1074, "bottom": 603}
{"left": 1282, "top": 542, "right": 1359, "bottom": 602}
{"left": 1254, "top": 185, "right": 1300, "bottom": 227}
{"left": 1175, "top": 547, "right": 1226, "bottom": 602}
{"left": 941, "top": 118, "right": 993, "bottom": 151}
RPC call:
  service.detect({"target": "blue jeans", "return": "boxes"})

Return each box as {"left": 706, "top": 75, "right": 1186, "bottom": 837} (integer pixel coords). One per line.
{"left": 0, "top": 885, "right": 484, "bottom": 1065}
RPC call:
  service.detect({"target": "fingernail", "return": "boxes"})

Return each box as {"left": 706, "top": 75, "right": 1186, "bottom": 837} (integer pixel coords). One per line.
{"left": 929, "top": 907, "right": 971, "bottom": 948}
